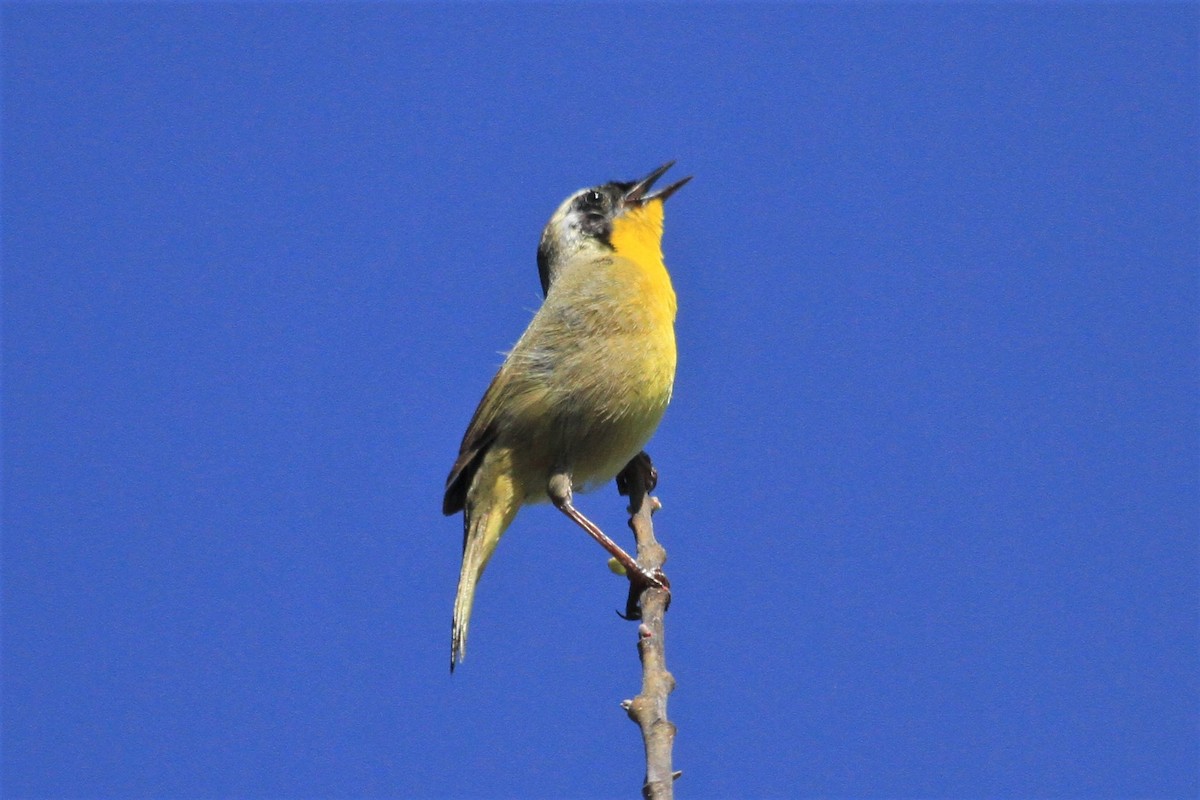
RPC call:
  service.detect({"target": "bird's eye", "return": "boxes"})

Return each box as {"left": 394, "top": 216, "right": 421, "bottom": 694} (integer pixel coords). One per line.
{"left": 582, "top": 190, "right": 605, "bottom": 208}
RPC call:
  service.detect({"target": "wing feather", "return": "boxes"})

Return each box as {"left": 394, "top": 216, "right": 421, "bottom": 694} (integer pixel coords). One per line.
{"left": 442, "top": 366, "right": 508, "bottom": 515}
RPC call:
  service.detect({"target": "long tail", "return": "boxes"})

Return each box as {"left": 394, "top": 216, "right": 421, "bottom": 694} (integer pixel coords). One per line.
{"left": 452, "top": 475, "right": 520, "bottom": 672}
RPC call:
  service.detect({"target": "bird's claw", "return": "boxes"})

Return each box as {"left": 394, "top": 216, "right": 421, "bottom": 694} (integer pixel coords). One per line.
{"left": 618, "top": 566, "right": 671, "bottom": 620}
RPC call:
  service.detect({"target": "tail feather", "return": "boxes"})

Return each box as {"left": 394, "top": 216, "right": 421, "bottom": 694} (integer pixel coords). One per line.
{"left": 451, "top": 489, "right": 519, "bottom": 672}
{"left": 451, "top": 519, "right": 486, "bottom": 671}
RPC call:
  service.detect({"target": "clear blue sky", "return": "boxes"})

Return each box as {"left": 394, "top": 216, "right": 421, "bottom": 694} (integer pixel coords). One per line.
{"left": 4, "top": 5, "right": 1197, "bottom": 799}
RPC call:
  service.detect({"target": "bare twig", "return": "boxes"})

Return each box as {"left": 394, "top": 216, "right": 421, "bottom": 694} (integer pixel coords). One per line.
{"left": 618, "top": 454, "right": 677, "bottom": 800}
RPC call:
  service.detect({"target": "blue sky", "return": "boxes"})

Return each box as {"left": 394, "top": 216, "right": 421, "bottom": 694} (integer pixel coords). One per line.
{"left": 3, "top": 4, "right": 1197, "bottom": 799}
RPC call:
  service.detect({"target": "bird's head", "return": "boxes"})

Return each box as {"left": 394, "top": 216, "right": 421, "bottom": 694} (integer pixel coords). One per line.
{"left": 536, "top": 161, "right": 691, "bottom": 296}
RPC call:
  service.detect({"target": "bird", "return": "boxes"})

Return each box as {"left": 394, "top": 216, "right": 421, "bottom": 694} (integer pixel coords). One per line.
{"left": 443, "top": 161, "right": 690, "bottom": 671}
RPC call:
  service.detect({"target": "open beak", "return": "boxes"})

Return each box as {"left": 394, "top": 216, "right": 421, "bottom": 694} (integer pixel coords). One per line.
{"left": 624, "top": 161, "right": 693, "bottom": 206}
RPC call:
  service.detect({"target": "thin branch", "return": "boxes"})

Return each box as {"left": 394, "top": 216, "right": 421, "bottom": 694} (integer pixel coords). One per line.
{"left": 618, "top": 454, "right": 678, "bottom": 800}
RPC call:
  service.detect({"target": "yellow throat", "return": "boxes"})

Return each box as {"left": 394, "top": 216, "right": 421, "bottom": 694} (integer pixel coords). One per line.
{"left": 608, "top": 199, "right": 677, "bottom": 319}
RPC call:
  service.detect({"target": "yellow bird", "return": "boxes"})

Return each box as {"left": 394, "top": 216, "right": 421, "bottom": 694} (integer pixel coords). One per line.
{"left": 443, "top": 162, "right": 690, "bottom": 670}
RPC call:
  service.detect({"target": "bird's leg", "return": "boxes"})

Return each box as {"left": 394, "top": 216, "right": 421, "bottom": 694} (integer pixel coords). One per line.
{"left": 547, "top": 473, "right": 666, "bottom": 595}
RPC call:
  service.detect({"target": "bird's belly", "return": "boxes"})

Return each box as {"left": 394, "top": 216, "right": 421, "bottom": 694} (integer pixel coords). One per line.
{"left": 566, "top": 396, "right": 669, "bottom": 493}
{"left": 557, "top": 324, "right": 674, "bottom": 491}
{"left": 503, "top": 345, "right": 674, "bottom": 502}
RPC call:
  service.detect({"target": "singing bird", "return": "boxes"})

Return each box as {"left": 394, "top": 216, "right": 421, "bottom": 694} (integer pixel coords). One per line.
{"left": 443, "top": 162, "right": 689, "bottom": 671}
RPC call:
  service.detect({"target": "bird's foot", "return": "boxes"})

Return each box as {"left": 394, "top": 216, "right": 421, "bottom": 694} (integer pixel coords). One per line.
{"left": 617, "top": 451, "right": 658, "bottom": 497}
{"left": 618, "top": 566, "right": 671, "bottom": 620}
